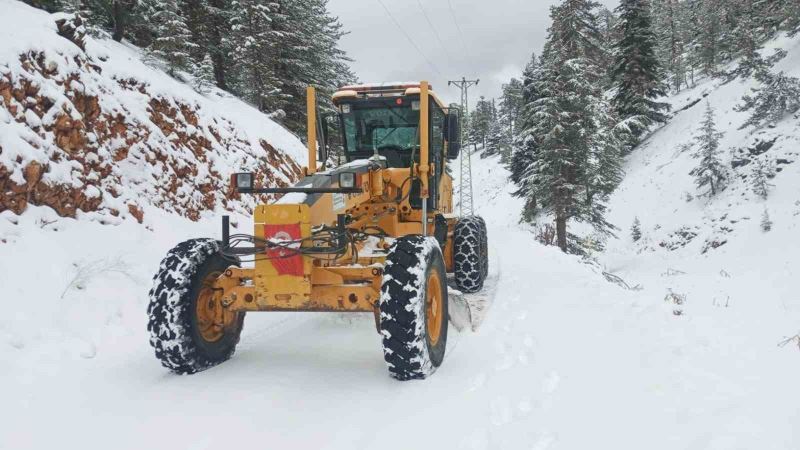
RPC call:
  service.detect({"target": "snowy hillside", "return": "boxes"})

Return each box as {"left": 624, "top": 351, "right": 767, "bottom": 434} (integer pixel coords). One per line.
{"left": 600, "top": 31, "right": 800, "bottom": 373}
{"left": 0, "top": 0, "right": 305, "bottom": 224}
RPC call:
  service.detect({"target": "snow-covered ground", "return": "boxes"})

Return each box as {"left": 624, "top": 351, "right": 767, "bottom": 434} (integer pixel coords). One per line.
{"left": 4, "top": 151, "right": 798, "bottom": 450}
{"left": 2, "top": 2, "right": 799, "bottom": 447}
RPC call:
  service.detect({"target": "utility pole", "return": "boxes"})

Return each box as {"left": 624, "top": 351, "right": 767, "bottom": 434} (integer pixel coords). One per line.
{"left": 448, "top": 77, "right": 479, "bottom": 217}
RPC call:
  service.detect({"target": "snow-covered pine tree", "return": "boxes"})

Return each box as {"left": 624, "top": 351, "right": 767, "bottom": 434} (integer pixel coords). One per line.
{"left": 498, "top": 78, "right": 523, "bottom": 163}
{"left": 268, "top": 0, "right": 356, "bottom": 133}
{"left": 651, "top": 0, "right": 688, "bottom": 92}
{"left": 761, "top": 209, "right": 773, "bottom": 232}
{"left": 149, "top": 0, "right": 197, "bottom": 77}
{"left": 785, "top": 0, "right": 800, "bottom": 35}
{"left": 735, "top": 70, "right": 800, "bottom": 129}
{"left": 750, "top": 158, "right": 775, "bottom": 199}
{"left": 696, "top": 0, "right": 731, "bottom": 77}
{"left": 589, "top": 98, "right": 626, "bottom": 202}
{"left": 484, "top": 115, "right": 504, "bottom": 159}
{"left": 227, "top": 0, "right": 279, "bottom": 111}
{"left": 690, "top": 101, "right": 726, "bottom": 196}
{"left": 510, "top": 53, "right": 541, "bottom": 223}
{"left": 597, "top": 6, "right": 620, "bottom": 84}
{"left": 469, "top": 97, "right": 495, "bottom": 150}
{"left": 611, "top": 0, "right": 671, "bottom": 145}
{"left": 631, "top": 216, "right": 642, "bottom": 241}
{"left": 521, "top": 0, "right": 618, "bottom": 252}
{"left": 193, "top": 53, "right": 216, "bottom": 94}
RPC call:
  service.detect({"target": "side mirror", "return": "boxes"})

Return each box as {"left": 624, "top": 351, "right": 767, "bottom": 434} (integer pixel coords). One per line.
{"left": 316, "top": 109, "right": 328, "bottom": 166}
{"left": 445, "top": 112, "right": 461, "bottom": 160}
{"left": 319, "top": 114, "right": 330, "bottom": 163}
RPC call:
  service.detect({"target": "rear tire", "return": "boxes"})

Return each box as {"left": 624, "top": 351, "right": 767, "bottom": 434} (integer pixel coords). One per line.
{"left": 147, "top": 239, "right": 245, "bottom": 374}
{"left": 476, "top": 216, "right": 489, "bottom": 280}
{"left": 454, "top": 216, "right": 488, "bottom": 293}
{"left": 379, "top": 236, "right": 449, "bottom": 381}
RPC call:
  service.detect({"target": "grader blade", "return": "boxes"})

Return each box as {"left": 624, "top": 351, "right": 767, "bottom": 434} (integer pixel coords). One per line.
{"left": 447, "top": 287, "right": 473, "bottom": 332}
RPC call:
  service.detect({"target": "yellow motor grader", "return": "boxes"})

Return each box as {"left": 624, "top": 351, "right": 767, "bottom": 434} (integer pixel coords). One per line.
{"left": 147, "top": 81, "right": 488, "bottom": 380}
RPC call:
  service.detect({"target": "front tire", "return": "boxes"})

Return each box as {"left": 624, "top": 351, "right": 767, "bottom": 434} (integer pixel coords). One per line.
{"left": 147, "top": 239, "right": 245, "bottom": 374}
{"left": 379, "top": 236, "right": 449, "bottom": 381}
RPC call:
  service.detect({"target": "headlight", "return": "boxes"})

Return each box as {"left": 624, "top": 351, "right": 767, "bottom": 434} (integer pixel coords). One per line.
{"left": 339, "top": 172, "right": 356, "bottom": 188}
{"left": 234, "top": 172, "right": 254, "bottom": 190}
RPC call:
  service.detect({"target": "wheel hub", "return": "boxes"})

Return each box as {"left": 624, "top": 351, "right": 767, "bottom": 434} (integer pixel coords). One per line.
{"left": 195, "top": 271, "right": 235, "bottom": 342}
{"left": 425, "top": 269, "right": 444, "bottom": 345}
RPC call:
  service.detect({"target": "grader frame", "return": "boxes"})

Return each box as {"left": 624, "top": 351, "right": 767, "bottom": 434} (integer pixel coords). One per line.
{"left": 214, "top": 82, "right": 455, "bottom": 315}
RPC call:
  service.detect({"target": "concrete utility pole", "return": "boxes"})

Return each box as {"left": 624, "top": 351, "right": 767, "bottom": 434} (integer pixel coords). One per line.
{"left": 448, "top": 77, "right": 479, "bottom": 217}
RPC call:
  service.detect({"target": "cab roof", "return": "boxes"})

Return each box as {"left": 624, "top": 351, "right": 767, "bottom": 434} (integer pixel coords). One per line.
{"left": 333, "top": 82, "right": 447, "bottom": 109}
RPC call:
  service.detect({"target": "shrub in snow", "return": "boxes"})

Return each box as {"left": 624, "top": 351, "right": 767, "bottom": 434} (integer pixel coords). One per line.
{"left": 631, "top": 217, "right": 642, "bottom": 242}
{"left": 750, "top": 158, "right": 775, "bottom": 199}
{"left": 690, "top": 101, "right": 727, "bottom": 196}
{"left": 778, "top": 333, "right": 800, "bottom": 351}
{"left": 535, "top": 224, "right": 557, "bottom": 247}
{"left": 61, "top": 257, "right": 133, "bottom": 299}
{"left": 664, "top": 290, "right": 686, "bottom": 316}
{"left": 735, "top": 70, "right": 800, "bottom": 129}
{"left": 761, "top": 209, "right": 773, "bottom": 232}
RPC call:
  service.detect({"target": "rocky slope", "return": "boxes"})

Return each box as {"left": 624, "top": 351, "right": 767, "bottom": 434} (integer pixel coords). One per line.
{"left": 0, "top": 0, "right": 306, "bottom": 225}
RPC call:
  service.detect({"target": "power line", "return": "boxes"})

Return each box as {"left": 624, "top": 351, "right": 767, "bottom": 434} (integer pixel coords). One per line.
{"left": 375, "top": 0, "right": 443, "bottom": 77}
{"left": 446, "top": 0, "right": 469, "bottom": 60}
{"left": 415, "top": 0, "right": 455, "bottom": 66}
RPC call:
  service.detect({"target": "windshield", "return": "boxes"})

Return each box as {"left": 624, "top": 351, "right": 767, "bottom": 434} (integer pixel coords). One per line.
{"left": 341, "top": 101, "right": 419, "bottom": 154}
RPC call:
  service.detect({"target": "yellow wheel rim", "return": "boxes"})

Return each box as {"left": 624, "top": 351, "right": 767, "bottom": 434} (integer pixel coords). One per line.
{"left": 425, "top": 268, "right": 444, "bottom": 346}
{"left": 195, "top": 271, "right": 234, "bottom": 343}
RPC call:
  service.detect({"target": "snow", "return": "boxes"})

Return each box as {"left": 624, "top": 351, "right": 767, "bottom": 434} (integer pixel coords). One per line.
{"left": 2, "top": 4, "right": 800, "bottom": 449}
{"left": 6, "top": 142, "right": 797, "bottom": 448}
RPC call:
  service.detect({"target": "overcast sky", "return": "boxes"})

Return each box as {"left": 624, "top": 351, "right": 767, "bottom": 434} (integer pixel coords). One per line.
{"left": 328, "top": 0, "right": 617, "bottom": 105}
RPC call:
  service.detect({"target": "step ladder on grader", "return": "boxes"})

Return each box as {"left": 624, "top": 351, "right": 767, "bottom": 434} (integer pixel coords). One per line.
{"left": 147, "top": 81, "right": 489, "bottom": 380}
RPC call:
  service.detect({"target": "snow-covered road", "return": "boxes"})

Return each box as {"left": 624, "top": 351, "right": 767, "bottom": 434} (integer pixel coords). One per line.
{"left": 3, "top": 155, "right": 799, "bottom": 450}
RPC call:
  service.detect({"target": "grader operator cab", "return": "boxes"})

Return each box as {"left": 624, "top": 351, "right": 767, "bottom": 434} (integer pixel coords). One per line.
{"left": 147, "top": 82, "right": 489, "bottom": 380}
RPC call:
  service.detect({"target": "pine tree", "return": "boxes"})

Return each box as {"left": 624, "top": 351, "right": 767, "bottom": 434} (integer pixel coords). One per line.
{"left": 149, "top": 0, "right": 197, "bottom": 77}
{"left": 267, "top": 0, "right": 356, "bottom": 132}
{"left": 696, "top": 0, "right": 730, "bottom": 77}
{"left": 510, "top": 53, "right": 541, "bottom": 223}
{"left": 498, "top": 78, "right": 523, "bottom": 163}
{"left": 193, "top": 53, "right": 216, "bottom": 94}
{"left": 690, "top": 101, "right": 726, "bottom": 196}
{"left": 750, "top": 158, "right": 775, "bottom": 199}
{"left": 735, "top": 70, "right": 800, "bottom": 129}
{"left": 484, "top": 117, "right": 504, "bottom": 158}
{"left": 611, "top": 0, "right": 671, "bottom": 145}
{"left": 512, "top": 0, "right": 623, "bottom": 252}
{"left": 198, "top": 0, "right": 235, "bottom": 90}
{"left": 469, "top": 97, "right": 495, "bottom": 149}
{"left": 526, "top": 0, "right": 613, "bottom": 252}
{"left": 761, "top": 209, "right": 773, "bottom": 232}
{"left": 227, "top": 0, "right": 279, "bottom": 111}
{"left": 631, "top": 216, "right": 642, "bottom": 241}
{"left": 651, "top": 0, "right": 686, "bottom": 92}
